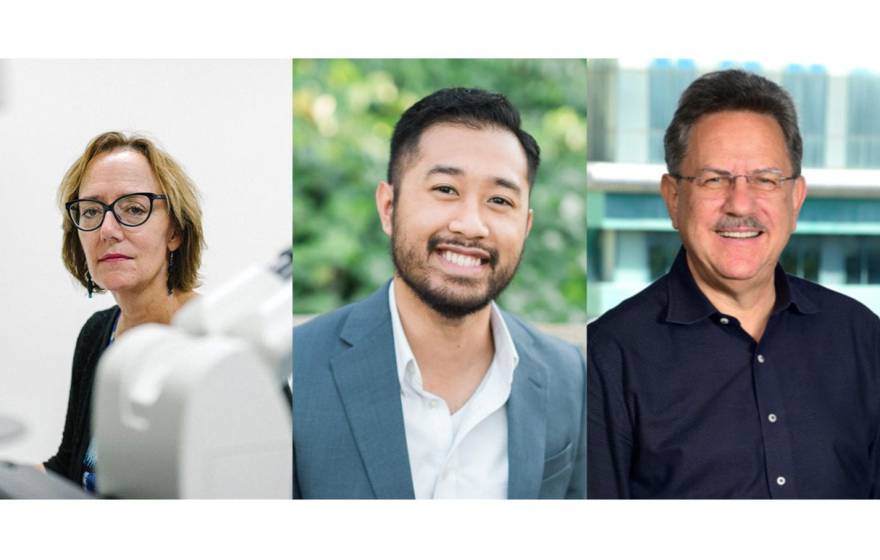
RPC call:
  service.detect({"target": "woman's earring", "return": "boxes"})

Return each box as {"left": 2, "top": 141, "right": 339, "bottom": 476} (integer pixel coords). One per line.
{"left": 86, "top": 271, "right": 94, "bottom": 299}
{"left": 167, "top": 251, "right": 175, "bottom": 295}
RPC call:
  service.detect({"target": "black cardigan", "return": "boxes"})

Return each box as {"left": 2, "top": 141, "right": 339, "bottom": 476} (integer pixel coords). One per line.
{"left": 44, "top": 307, "right": 120, "bottom": 484}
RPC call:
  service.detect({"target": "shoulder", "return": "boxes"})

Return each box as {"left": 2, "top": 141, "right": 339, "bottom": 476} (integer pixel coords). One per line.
{"left": 504, "top": 312, "right": 580, "bottom": 357}
{"left": 788, "top": 275, "right": 880, "bottom": 332}
{"left": 70, "top": 305, "right": 119, "bottom": 378}
{"left": 294, "top": 286, "right": 392, "bottom": 362}
{"left": 501, "top": 311, "right": 585, "bottom": 381}
{"left": 588, "top": 275, "right": 669, "bottom": 344}
{"left": 294, "top": 301, "right": 360, "bottom": 350}
{"left": 585, "top": 276, "right": 674, "bottom": 378}
{"left": 294, "top": 285, "right": 389, "bottom": 343}
{"left": 76, "top": 306, "right": 119, "bottom": 345}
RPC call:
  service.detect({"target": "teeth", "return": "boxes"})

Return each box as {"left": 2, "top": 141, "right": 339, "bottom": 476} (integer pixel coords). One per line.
{"left": 718, "top": 231, "right": 760, "bottom": 239}
{"left": 442, "top": 250, "right": 481, "bottom": 268}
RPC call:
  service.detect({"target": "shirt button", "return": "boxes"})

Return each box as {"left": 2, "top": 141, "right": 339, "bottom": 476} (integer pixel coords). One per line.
{"left": 757, "top": 354, "right": 765, "bottom": 364}
{"left": 768, "top": 413, "right": 778, "bottom": 423}
{"left": 776, "top": 476, "right": 786, "bottom": 486}
{"left": 429, "top": 400, "right": 440, "bottom": 409}
{"left": 719, "top": 317, "right": 730, "bottom": 325}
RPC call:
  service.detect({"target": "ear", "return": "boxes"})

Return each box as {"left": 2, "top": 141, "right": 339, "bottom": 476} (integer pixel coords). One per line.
{"left": 790, "top": 175, "right": 808, "bottom": 232}
{"left": 525, "top": 207, "right": 534, "bottom": 237}
{"left": 376, "top": 181, "right": 394, "bottom": 237}
{"left": 167, "top": 227, "right": 182, "bottom": 252}
{"left": 660, "top": 174, "right": 681, "bottom": 230}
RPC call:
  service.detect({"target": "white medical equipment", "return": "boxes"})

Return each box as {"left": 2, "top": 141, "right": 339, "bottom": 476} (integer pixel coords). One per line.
{"left": 92, "top": 249, "right": 292, "bottom": 498}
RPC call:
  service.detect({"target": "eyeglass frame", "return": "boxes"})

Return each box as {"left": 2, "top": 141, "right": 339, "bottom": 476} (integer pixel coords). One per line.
{"left": 669, "top": 170, "right": 799, "bottom": 193}
{"left": 65, "top": 192, "right": 169, "bottom": 232}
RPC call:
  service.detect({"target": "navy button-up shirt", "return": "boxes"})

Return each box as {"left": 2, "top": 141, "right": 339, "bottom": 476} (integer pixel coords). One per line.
{"left": 588, "top": 248, "right": 880, "bottom": 498}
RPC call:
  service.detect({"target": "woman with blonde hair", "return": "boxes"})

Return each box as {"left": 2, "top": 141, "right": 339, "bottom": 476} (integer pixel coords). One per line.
{"left": 44, "top": 131, "right": 205, "bottom": 492}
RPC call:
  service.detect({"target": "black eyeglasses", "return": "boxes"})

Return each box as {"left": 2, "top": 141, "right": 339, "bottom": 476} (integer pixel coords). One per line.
{"left": 66, "top": 192, "right": 168, "bottom": 232}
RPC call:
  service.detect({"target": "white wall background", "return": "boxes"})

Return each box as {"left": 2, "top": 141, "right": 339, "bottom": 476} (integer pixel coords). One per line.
{"left": 0, "top": 60, "right": 291, "bottom": 462}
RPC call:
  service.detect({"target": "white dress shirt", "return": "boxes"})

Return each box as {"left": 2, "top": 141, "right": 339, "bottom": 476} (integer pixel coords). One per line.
{"left": 388, "top": 282, "right": 518, "bottom": 499}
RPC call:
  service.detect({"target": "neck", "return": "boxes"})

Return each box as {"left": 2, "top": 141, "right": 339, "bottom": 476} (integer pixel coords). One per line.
{"left": 392, "top": 276, "right": 495, "bottom": 412}
{"left": 112, "top": 283, "right": 196, "bottom": 338}
{"left": 393, "top": 276, "right": 494, "bottom": 357}
{"left": 686, "top": 254, "right": 776, "bottom": 341}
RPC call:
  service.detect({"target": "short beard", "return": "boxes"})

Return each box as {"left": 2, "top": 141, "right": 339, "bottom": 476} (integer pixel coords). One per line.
{"left": 390, "top": 222, "right": 524, "bottom": 320}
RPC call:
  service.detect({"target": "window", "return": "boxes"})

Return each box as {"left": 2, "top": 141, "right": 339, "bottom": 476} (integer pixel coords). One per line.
{"left": 718, "top": 60, "right": 763, "bottom": 73}
{"left": 846, "top": 71, "right": 880, "bottom": 168}
{"left": 781, "top": 235, "right": 821, "bottom": 282}
{"left": 843, "top": 236, "right": 880, "bottom": 284}
{"left": 647, "top": 59, "right": 696, "bottom": 163}
{"left": 587, "top": 59, "right": 616, "bottom": 162}
{"left": 783, "top": 65, "right": 828, "bottom": 168}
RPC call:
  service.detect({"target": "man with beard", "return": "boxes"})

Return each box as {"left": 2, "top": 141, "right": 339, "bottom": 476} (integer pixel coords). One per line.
{"left": 588, "top": 69, "right": 880, "bottom": 498}
{"left": 293, "top": 87, "right": 586, "bottom": 499}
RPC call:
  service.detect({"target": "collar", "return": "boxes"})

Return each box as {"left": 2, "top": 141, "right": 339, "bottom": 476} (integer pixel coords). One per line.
{"left": 664, "top": 246, "right": 819, "bottom": 325}
{"left": 388, "top": 281, "right": 519, "bottom": 390}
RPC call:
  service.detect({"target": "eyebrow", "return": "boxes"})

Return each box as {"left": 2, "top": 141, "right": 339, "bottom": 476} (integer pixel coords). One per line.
{"left": 494, "top": 177, "right": 522, "bottom": 194}
{"left": 425, "top": 165, "right": 523, "bottom": 194}
{"left": 699, "top": 166, "right": 786, "bottom": 175}
{"left": 425, "top": 165, "right": 465, "bottom": 179}
{"left": 72, "top": 195, "right": 108, "bottom": 204}
{"left": 73, "top": 192, "right": 159, "bottom": 204}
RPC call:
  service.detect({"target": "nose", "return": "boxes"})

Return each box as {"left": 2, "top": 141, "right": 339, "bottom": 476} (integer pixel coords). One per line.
{"left": 99, "top": 209, "right": 124, "bottom": 241}
{"left": 448, "top": 198, "right": 489, "bottom": 239}
{"left": 720, "top": 175, "right": 757, "bottom": 216}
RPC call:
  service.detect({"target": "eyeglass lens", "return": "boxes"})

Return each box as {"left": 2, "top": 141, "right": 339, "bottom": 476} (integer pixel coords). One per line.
{"left": 69, "top": 194, "right": 154, "bottom": 230}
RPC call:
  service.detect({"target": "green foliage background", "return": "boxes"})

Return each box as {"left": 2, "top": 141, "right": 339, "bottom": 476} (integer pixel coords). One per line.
{"left": 293, "top": 59, "right": 586, "bottom": 323}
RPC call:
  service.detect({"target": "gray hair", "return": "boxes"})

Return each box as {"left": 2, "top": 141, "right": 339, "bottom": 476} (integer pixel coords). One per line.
{"left": 663, "top": 69, "right": 803, "bottom": 177}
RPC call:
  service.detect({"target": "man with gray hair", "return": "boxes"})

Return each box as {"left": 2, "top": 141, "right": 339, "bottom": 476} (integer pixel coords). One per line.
{"left": 588, "top": 69, "right": 880, "bottom": 498}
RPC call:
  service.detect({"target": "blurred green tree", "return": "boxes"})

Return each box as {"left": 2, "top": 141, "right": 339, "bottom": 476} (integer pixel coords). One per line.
{"left": 293, "top": 59, "right": 586, "bottom": 322}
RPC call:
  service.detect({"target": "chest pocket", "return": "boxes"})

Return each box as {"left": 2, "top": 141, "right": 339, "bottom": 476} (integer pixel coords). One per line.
{"left": 542, "top": 441, "right": 573, "bottom": 481}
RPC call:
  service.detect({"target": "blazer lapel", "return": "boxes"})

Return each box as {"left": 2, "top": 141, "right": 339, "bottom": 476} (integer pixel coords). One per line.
{"left": 329, "top": 285, "right": 415, "bottom": 499}
{"left": 505, "top": 320, "right": 548, "bottom": 499}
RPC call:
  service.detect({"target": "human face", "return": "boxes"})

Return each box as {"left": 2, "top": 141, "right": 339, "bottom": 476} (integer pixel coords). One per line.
{"left": 377, "top": 123, "right": 533, "bottom": 318}
{"left": 77, "top": 149, "right": 180, "bottom": 298}
{"left": 660, "top": 110, "right": 807, "bottom": 294}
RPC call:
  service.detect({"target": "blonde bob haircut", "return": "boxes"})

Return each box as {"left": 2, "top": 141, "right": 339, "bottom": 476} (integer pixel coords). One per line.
{"left": 58, "top": 131, "right": 205, "bottom": 294}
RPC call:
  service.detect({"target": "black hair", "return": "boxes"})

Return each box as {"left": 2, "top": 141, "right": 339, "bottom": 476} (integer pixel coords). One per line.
{"left": 387, "top": 87, "right": 540, "bottom": 189}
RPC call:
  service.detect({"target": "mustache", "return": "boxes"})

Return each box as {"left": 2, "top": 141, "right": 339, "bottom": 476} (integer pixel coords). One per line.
{"left": 714, "top": 215, "right": 766, "bottom": 231}
{"left": 427, "top": 235, "right": 499, "bottom": 267}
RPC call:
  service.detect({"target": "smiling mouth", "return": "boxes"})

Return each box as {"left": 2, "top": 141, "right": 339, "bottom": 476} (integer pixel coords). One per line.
{"left": 427, "top": 237, "right": 497, "bottom": 271}
{"left": 717, "top": 231, "right": 763, "bottom": 239}
{"left": 441, "top": 250, "right": 484, "bottom": 268}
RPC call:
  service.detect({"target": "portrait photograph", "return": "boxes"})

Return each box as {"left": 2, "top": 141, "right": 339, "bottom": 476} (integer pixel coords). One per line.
{"left": 587, "top": 58, "right": 880, "bottom": 499}
{"left": 0, "top": 59, "right": 292, "bottom": 498}
{"left": 292, "top": 59, "right": 587, "bottom": 499}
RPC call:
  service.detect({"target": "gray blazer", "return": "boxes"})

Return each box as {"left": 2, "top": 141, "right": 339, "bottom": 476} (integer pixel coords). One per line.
{"left": 292, "top": 283, "right": 586, "bottom": 499}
